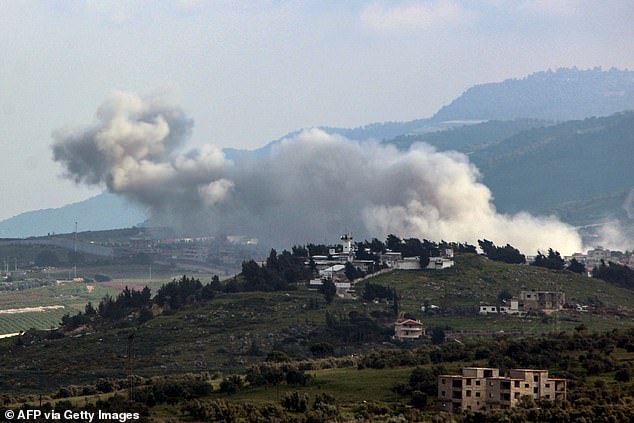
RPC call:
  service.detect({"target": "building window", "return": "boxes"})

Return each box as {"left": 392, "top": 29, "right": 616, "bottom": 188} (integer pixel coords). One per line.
{"left": 525, "top": 384, "right": 529, "bottom": 388}
{"left": 466, "top": 379, "right": 472, "bottom": 386}
{"left": 514, "top": 381, "right": 520, "bottom": 388}
{"left": 514, "top": 392, "right": 520, "bottom": 399}
{"left": 466, "top": 390, "right": 471, "bottom": 397}
{"left": 441, "top": 379, "right": 446, "bottom": 384}
{"left": 533, "top": 375, "right": 539, "bottom": 382}
{"left": 475, "top": 380, "right": 481, "bottom": 386}
{"left": 546, "top": 395, "right": 551, "bottom": 399}
{"left": 441, "top": 391, "right": 446, "bottom": 396}
{"left": 545, "top": 383, "right": 550, "bottom": 388}
{"left": 476, "top": 392, "right": 480, "bottom": 397}
{"left": 533, "top": 387, "right": 539, "bottom": 394}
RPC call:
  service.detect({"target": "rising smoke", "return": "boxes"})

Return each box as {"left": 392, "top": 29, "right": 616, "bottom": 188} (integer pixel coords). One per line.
{"left": 52, "top": 92, "right": 583, "bottom": 255}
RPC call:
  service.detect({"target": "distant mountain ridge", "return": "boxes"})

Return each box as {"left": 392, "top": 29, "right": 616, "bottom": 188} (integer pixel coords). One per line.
{"left": 0, "top": 193, "right": 147, "bottom": 238}
{"left": 432, "top": 67, "right": 634, "bottom": 122}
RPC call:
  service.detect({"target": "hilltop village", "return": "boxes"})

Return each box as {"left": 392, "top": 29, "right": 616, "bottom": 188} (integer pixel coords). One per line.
{"left": 1, "top": 230, "right": 634, "bottom": 421}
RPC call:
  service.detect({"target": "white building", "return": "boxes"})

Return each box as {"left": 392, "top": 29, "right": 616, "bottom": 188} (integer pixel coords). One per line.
{"left": 394, "top": 318, "right": 425, "bottom": 340}
{"left": 479, "top": 305, "right": 498, "bottom": 315}
{"left": 395, "top": 257, "right": 422, "bottom": 270}
{"left": 340, "top": 233, "right": 354, "bottom": 255}
{"left": 499, "top": 300, "right": 524, "bottom": 315}
{"left": 319, "top": 264, "right": 346, "bottom": 278}
{"left": 427, "top": 257, "right": 455, "bottom": 270}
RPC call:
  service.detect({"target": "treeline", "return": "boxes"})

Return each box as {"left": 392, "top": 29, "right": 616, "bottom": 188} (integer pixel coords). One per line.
{"left": 60, "top": 275, "right": 217, "bottom": 330}
{"left": 478, "top": 240, "right": 588, "bottom": 274}
{"left": 296, "top": 235, "right": 476, "bottom": 259}
{"left": 59, "top": 248, "right": 316, "bottom": 330}
{"left": 224, "top": 249, "right": 313, "bottom": 293}
{"left": 478, "top": 239, "right": 526, "bottom": 264}
{"left": 592, "top": 260, "right": 634, "bottom": 289}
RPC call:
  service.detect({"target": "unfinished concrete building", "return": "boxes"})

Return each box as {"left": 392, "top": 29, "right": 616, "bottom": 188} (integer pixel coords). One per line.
{"left": 438, "top": 367, "right": 566, "bottom": 413}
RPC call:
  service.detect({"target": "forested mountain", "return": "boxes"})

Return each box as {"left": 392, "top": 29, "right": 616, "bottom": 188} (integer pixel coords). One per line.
{"left": 432, "top": 67, "right": 634, "bottom": 122}
{"left": 470, "top": 112, "right": 634, "bottom": 218}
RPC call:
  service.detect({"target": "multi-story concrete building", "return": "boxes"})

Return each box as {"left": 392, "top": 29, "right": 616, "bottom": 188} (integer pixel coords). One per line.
{"left": 519, "top": 290, "right": 565, "bottom": 312}
{"left": 393, "top": 318, "right": 425, "bottom": 340}
{"left": 438, "top": 367, "right": 566, "bottom": 413}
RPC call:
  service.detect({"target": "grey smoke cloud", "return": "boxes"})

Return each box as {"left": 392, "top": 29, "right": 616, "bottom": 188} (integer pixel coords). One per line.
{"left": 52, "top": 92, "right": 583, "bottom": 255}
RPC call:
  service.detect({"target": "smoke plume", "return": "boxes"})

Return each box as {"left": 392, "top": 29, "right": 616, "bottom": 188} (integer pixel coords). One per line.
{"left": 52, "top": 92, "right": 583, "bottom": 255}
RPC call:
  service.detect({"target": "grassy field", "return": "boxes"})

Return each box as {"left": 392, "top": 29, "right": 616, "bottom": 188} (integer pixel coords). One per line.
{"left": 202, "top": 366, "right": 416, "bottom": 404}
{"left": 0, "top": 308, "right": 69, "bottom": 334}
{"left": 0, "top": 263, "right": 228, "bottom": 335}
{"left": 2, "top": 253, "right": 634, "bottom": 395}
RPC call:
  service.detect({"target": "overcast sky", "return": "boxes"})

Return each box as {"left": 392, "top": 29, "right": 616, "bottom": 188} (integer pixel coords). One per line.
{"left": 1, "top": 0, "right": 633, "bottom": 221}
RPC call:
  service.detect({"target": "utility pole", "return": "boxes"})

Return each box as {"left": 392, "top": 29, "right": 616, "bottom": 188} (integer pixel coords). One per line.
{"left": 127, "top": 333, "right": 135, "bottom": 402}
{"left": 73, "top": 221, "right": 78, "bottom": 278}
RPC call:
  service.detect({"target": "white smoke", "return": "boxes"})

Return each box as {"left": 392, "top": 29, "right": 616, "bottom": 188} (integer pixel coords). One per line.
{"left": 52, "top": 92, "right": 583, "bottom": 255}
{"left": 594, "top": 220, "right": 634, "bottom": 252}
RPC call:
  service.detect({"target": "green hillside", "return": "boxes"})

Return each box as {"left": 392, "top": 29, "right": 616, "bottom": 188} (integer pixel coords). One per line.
{"left": 471, "top": 112, "right": 634, "bottom": 216}
{"left": 2, "top": 253, "right": 633, "bottom": 396}
{"left": 371, "top": 254, "right": 634, "bottom": 311}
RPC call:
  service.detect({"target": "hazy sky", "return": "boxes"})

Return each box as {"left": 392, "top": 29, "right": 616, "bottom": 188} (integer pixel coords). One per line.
{"left": 1, "top": 0, "right": 633, "bottom": 221}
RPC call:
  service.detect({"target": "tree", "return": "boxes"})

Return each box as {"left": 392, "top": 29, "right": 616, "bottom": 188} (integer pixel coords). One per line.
{"left": 567, "top": 258, "right": 586, "bottom": 273}
{"left": 344, "top": 262, "right": 362, "bottom": 281}
{"left": 409, "top": 367, "right": 437, "bottom": 395}
{"left": 291, "top": 245, "right": 309, "bottom": 257}
{"left": 281, "top": 392, "right": 308, "bottom": 412}
{"left": 532, "top": 248, "right": 565, "bottom": 270}
{"left": 592, "top": 260, "right": 634, "bottom": 289}
{"left": 85, "top": 302, "right": 96, "bottom": 315}
{"left": 386, "top": 234, "right": 402, "bottom": 251}
{"left": 615, "top": 367, "right": 632, "bottom": 382}
{"left": 478, "top": 240, "right": 525, "bottom": 264}
{"left": 411, "top": 391, "right": 427, "bottom": 409}
{"left": 320, "top": 279, "right": 336, "bottom": 304}
{"left": 219, "top": 376, "right": 242, "bottom": 395}
{"left": 430, "top": 327, "right": 446, "bottom": 344}
{"left": 362, "top": 282, "right": 394, "bottom": 301}
{"left": 266, "top": 249, "right": 280, "bottom": 272}
{"left": 310, "top": 342, "right": 335, "bottom": 358}
{"left": 392, "top": 289, "right": 400, "bottom": 317}
{"left": 369, "top": 238, "right": 386, "bottom": 253}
